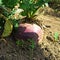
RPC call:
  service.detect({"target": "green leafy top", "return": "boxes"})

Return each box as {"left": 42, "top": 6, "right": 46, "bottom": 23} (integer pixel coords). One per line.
{"left": 1, "top": 0, "right": 50, "bottom": 17}
{"left": 19, "top": 0, "right": 50, "bottom": 18}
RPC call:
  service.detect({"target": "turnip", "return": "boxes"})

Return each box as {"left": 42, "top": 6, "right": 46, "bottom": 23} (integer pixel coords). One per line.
{"left": 14, "top": 23, "right": 43, "bottom": 44}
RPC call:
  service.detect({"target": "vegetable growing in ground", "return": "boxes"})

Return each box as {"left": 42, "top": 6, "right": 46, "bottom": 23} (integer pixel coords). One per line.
{"left": 0, "top": 0, "right": 50, "bottom": 45}
{"left": 13, "top": 0, "right": 49, "bottom": 44}
{"left": 14, "top": 23, "right": 43, "bottom": 44}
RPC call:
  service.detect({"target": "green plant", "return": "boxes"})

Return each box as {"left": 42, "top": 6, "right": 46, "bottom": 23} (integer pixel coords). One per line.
{"left": 2, "top": 0, "right": 19, "bottom": 9}
{"left": 16, "top": 40, "right": 24, "bottom": 47}
{"left": 0, "top": 0, "right": 50, "bottom": 48}
{"left": 16, "top": 39, "right": 35, "bottom": 49}
{"left": 0, "top": 0, "right": 2, "bottom": 5}
{"left": 27, "top": 39, "right": 35, "bottom": 60}
{"left": 0, "top": 0, "right": 49, "bottom": 37}
{"left": 0, "top": 0, "right": 22, "bottom": 37}
{"left": 54, "top": 32, "right": 59, "bottom": 41}
{"left": 19, "top": 0, "right": 49, "bottom": 18}
{"left": 27, "top": 39, "right": 35, "bottom": 49}
{"left": 0, "top": 4, "right": 23, "bottom": 37}
{"left": 2, "top": 19, "right": 13, "bottom": 37}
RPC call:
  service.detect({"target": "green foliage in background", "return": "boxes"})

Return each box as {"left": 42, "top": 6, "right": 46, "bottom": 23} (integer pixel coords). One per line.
{"left": 2, "top": 0, "right": 19, "bottom": 9}
{"left": 0, "top": 0, "right": 2, "bottom": 5}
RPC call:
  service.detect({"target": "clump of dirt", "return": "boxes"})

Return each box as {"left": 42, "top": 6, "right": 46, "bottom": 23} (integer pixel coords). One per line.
{"left": 0, "top": 7, "right": 60, "bottom": 60}
{"left": 35, "top": 8, "right": 60, "bottom": 60}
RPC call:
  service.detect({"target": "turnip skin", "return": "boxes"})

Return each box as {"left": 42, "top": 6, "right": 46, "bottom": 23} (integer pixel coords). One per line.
{"left": 14, "top": 23, "right": 43, "bottom": 44}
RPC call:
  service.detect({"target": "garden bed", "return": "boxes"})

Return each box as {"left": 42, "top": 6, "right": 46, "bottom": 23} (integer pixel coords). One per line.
{"left": 0, "top": 7, "right": 60, "bottom": 60}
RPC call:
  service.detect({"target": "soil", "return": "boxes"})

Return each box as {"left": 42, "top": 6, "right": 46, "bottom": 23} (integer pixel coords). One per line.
{"left": 0, "top": 7, "right": 60, "bottom": 60}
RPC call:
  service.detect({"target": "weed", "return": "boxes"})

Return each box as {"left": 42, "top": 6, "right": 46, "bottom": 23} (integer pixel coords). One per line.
{"left": 54, "top": 32, "right": 59, "bottom": 41}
